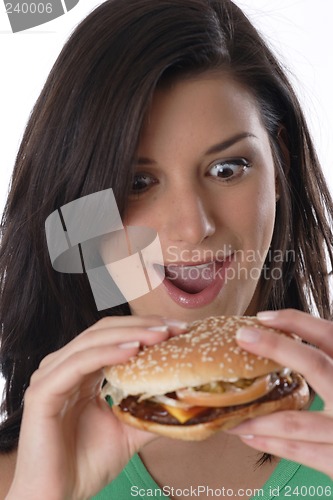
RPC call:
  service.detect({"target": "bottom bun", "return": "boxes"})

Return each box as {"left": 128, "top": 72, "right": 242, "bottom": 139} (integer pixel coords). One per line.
{"left": 112, "top": 376, "right": 309, "bottom": 441}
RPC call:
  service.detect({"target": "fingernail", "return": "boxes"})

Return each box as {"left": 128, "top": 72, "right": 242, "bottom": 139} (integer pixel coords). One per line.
{"left": 162, "top": 318, "right": 188, "bottom": 329}
{"left": 236, "top": 327, "right": 261, "bottom": 343}
{"left": 257, "top": 311, "right": 278, "bottom": 321}
{"left": 118, "top": 341, "right": 140, "bottom": 349}
{"left": 148, "top": 325, "right": 169, "bottom": 332}
{"left": 240, "top": 434, "right": 255, "bottom": 439}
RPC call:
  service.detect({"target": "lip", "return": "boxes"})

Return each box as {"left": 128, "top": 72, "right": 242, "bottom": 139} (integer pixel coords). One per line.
{"left": 160, "top": 253, "right": 232, "bottom": 267}
{"left": 157, "top": 254, "right": 234, "bottom": 309}
{"left": 163, "top": 259, "right": 221, "bottom": 267}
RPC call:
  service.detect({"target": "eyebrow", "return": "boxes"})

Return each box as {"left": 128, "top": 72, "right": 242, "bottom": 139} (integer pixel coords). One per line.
{"left": 137, "top": 132, "right": 257, "bottom": 165}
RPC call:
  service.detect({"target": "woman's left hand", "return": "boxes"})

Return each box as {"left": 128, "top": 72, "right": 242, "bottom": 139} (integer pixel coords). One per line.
{"left": 226, "top": 308, "right": 333, "bottom": 480}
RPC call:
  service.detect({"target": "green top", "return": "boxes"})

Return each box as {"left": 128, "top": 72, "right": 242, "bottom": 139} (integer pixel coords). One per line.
{"left": 92, "top": 396, "right": 333, "bottom": 499}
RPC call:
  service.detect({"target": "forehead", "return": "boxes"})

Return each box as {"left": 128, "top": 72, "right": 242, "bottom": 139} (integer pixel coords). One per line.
{"left": 138, "top": 72, "right": 268, "bottom": 156}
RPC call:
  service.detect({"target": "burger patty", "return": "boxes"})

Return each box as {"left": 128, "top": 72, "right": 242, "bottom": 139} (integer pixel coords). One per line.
{"left": 119, "top": 373, "right": 301, "bottom": 425}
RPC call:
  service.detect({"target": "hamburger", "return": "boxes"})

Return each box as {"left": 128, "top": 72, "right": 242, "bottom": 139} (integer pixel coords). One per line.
{"left": 102, "top": 316, "right": 310, "bottom": 440}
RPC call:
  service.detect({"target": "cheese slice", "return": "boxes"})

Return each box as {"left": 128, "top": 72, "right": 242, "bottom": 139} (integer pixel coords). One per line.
{"left": 161, "top": 404, "right": 207, "bottom": 424}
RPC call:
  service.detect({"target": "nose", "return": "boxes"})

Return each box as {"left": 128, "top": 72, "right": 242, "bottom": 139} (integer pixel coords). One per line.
{"left": 165, "top": 184, "right": 216, "bottom": 245}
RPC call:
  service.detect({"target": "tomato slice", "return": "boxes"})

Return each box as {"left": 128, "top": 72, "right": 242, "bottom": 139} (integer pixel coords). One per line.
{"left": 176, "top": 374, "right": 274, "bottom": 407}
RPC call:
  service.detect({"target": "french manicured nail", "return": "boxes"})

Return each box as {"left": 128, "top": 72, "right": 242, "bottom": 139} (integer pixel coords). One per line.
{"left": 163, "top": 318, "right": 188, "bottom": 329}
{"left": 257, "top": 311, "right": 278, "bottom": 320}
{"left": 148, "top": 325, "right": 169, "bottom": 332}
{"left": 118, "top": 341, "right": 140, "bottom": 349}
{"left": 236, "top": 327, "right": 261, "bottom": 343}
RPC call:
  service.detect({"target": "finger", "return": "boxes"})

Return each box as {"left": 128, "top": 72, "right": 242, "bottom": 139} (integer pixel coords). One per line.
{"left": 227, "top": 410, "right": 333, "bottom": 444}
{"left": 257, "top": 309, "right": 333, "bottom": 357}
{"left": 26, "top": 343, "right": 141, "bottom": 416}
{"left": 73, "top": 325, "right": 170, "bottom": 350}
{"left": 39, "top": 326, "right": 171, "bottom": 374}
{"left": 87, "top": 315, "right": 188, "bottom": 333}
{"left": 236, "top": 327, "right": 333, "bottom": 405}
{"left": 161, "top": 318, "right": 189, "bottom": 337}
{"left": 93, "top": 316, "right": 189, "bottom": 338}
{"left": 87, "top": 315, "right": 167, "bottom": 332}
{"left": 238, "top": 435, "right": 333, "bottom": 479}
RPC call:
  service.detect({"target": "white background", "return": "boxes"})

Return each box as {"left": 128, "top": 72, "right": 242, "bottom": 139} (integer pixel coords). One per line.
{"left": 0, "top": 1, "right": 332, "bottom": 398}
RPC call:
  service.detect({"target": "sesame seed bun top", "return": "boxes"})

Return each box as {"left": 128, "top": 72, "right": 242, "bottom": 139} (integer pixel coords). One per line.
{"left": 104, "top": 316, "right": 289, "bottom": 402}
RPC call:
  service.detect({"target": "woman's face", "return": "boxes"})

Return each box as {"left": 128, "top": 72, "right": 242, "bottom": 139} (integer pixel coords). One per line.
{"left": 124, "top": 73, "right": 277, "bottom": 322}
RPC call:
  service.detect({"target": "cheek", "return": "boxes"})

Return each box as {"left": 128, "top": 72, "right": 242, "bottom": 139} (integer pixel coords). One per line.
{"left": 124, "top": 195, "right": 161, "bottom": 227}
{"left": 253, "top": 184, "right": 275, "bottom": 231}
{"left": 253, "top": 174, "right": 277, "bottom": 239}
{"left": 123, "top": 206, "right": 150, "bottom": 227}
{"left": 219, "top": 177, "right": 276, "bottom": 250}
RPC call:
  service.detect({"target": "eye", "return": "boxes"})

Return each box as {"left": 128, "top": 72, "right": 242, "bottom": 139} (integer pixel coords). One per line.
{"left": 207, "top": 158, "right": 251, "bottom": 182}
{"left": 130, "top": 173, "right": 157, "bottom": 195}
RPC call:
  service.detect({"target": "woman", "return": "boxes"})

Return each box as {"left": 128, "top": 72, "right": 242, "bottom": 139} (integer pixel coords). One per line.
{"left": 0, "top": 0, "right": 332, "bottom": 498}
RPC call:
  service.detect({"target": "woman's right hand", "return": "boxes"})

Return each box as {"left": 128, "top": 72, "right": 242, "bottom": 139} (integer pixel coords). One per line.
{"left": 6, "top": 315, "right": 187, "bottom": 500}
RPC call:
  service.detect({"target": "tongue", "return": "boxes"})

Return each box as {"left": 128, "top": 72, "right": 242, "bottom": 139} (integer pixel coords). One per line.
{"left": 165, "top": 263, "right": 215, "bottom": 294}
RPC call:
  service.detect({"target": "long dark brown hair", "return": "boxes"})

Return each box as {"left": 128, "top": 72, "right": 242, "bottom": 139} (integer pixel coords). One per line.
{"left": 1, "top": 0, "right": 332, "bottom": 462}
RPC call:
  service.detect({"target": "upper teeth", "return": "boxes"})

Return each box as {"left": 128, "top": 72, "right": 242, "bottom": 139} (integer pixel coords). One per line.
{"left": 180, "top": 262, "right": 212, "bottom": 270}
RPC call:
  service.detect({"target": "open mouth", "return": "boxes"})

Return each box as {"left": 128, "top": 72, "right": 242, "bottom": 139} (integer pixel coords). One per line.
{"left": 164, "top": 261, "right": 220, "bottom": 294}
{"left": 154, "top": 255, "right": 234, "bottom": 308}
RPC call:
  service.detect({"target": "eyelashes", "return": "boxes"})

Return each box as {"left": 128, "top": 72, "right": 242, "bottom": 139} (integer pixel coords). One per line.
{"left": 207, "top": 158, "right": 251, "bottom": 183}
{"left": 130, "top": 173, "right": 158, "bottom": 195}
{"left": 130, "top": 157, "right": 252, "bottom": 195}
